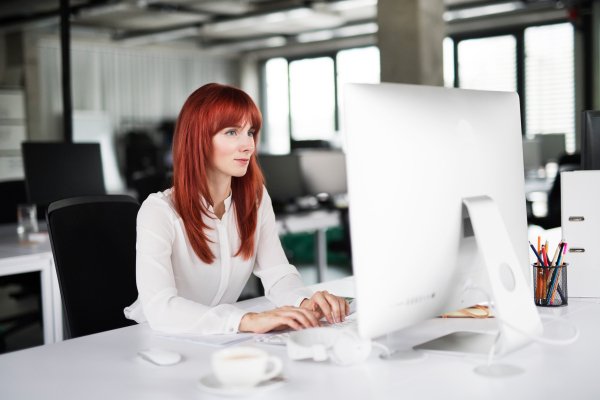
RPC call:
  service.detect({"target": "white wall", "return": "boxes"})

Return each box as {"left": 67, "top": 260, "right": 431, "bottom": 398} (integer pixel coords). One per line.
{"left": 37, "top": 37, "right": 239, "bottom": 140}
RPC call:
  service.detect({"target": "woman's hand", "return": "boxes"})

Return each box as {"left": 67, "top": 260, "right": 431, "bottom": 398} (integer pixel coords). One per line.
{"left": 238, "top": 306, "right": 323, "bottom": 334}
{"left": 300, "top": 291, "right": 350, "bottom": 324}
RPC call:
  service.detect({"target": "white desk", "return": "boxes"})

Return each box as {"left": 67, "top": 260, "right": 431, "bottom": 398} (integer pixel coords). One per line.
{"left": 1, "top": 276, "right": 598, "bottom": 399}
{"left": 0, "top": 224, "right": 63, "bottom": 344}
{"left": 276, "top": 209, "right": 341, "bottom": 283}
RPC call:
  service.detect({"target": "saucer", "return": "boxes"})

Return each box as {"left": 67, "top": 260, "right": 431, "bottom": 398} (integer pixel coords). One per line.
{"left": 197, "top": 374, "right": 287, "bottom": 397}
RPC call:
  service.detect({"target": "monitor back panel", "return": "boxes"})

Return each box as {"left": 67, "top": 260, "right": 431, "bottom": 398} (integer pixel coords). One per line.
{"left": 258, "top": 154, "right": 305, "bottom": 201}
{"left": 582, "top": 110, "right": 600, "bottom": 170}
{"left": 344, "top": 83, "right": 528, "bottom": 339}
{"left": 298, "top": 151, "right": 347, "bottom": 196}
{"left": 22, "top": 142, "right": 106, "bottom": 204}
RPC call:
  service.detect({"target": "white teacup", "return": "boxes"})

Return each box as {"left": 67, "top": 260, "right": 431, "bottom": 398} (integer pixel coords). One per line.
{"left": 211, "top": 347, "right": 283, "bottom": 389}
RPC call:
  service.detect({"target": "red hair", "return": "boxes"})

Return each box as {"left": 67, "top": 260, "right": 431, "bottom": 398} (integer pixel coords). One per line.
{"left": 172, "top": 83, "right": 264, "bottom": 264}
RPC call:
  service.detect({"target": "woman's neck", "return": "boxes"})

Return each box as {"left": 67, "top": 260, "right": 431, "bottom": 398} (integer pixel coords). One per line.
{"left": 207, "top": 170, "right": 231, "bottom": 220}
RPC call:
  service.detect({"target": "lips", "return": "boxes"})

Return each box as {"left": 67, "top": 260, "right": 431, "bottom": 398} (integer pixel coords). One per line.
{"left": 235, "top": 159, "right": 249, "bottom": 164}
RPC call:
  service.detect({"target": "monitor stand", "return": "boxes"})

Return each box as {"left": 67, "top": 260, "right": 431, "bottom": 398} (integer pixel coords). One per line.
{"left": 414, "top": 196, "right": 543, "bottom": 357}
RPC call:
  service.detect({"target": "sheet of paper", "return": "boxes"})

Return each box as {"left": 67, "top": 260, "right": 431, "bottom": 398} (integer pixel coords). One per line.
{"left": 157, "top": 332, "right": 264, "bottom": 347}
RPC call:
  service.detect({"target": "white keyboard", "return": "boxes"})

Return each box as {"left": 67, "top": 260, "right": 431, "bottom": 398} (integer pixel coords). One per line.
{"left": 256, "top": 318, "right": 358, "bottom": 346}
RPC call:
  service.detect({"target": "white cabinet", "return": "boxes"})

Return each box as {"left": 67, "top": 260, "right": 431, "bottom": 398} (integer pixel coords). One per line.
{"left": 0, "top": 88, "right": 26, "bottom": 182}
{"left": 0, "top": 91, "right": 26, "bottom": 119}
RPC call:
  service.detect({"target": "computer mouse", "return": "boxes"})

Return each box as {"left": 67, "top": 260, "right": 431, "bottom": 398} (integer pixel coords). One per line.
{"left": 138, "top": 348, "right": 182, "bottom": 366}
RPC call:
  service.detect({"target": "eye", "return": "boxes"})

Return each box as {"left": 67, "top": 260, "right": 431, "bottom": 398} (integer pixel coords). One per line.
{"left": 226, "top": 130, "right": 236, "bottom": 136}
{"left": 248, "top": 131, "right": 255, "bottom": 137}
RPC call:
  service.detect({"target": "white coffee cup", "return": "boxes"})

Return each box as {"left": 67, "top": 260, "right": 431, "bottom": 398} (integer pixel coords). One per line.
{"left": 211, "top": 347, "right": 282, "bottom": 389}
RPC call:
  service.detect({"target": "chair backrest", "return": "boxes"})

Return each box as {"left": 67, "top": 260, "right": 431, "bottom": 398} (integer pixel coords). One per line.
{"left": 46, "top": 195, "right": 140, "bottom": 339}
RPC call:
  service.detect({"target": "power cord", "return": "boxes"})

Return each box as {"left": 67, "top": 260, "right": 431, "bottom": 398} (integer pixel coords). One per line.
{"left": 466, "top": 284, "right": 580, "bottom": 346}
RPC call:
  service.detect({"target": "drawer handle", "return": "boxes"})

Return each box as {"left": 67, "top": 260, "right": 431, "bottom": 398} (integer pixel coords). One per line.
{"left": 569, "top": 216, "right": 585, "bottom": 221}
{"left": 569, "top": 248, "right": 585, "bottom": 253}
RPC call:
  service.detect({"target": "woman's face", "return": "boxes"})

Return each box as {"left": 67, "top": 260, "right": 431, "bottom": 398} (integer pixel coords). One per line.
{"left": 210, "top": 120, "right": 255, "bottom": 179}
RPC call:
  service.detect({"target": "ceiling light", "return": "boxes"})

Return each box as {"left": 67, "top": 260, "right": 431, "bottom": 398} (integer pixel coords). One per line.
{"left": 444, "top": 2, "right": 525, "bottom": 21}
{"left": 313, "top": 0, "right": 378, "bottom": 12}
{"left": 119, "top": 27, "right": 201, "bottom": 46}
{"left": 204, "top": 36, "right": 287, "bottom": 54}
{"left": 296, "top": 22, "right": 378, "bottom": 43}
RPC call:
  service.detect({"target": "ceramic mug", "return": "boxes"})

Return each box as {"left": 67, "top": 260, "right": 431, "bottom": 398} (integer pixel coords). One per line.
{"left": 211, "top": 346, "right": 282, "bottom": 388}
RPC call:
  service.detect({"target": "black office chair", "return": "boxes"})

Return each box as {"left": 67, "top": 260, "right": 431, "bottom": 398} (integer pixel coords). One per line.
{"left": 46, "top": 195, "right": 140, "bottom": 339}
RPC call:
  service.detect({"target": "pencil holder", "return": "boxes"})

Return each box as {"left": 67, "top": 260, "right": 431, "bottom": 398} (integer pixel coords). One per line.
{"left": 532, "top": 263, "right": 568, "bottom": 307}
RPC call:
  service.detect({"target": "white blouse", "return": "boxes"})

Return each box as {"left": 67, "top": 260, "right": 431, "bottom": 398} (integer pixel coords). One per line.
{"left": 124, "top": 186, "right": 314, "bottom": 334}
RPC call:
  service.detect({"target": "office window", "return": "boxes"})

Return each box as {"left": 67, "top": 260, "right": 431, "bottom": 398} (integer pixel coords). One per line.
{"left": 443, "top": 37, "right": 455, "bottom": 88}
{"left": 458, "top": 35, "right": 517, "bottom": 92}
{"left": 336, "top": 46, "right": 380, "bottom": 136}
{"left": 289, "top": 57, "right": 336, "bottom": 140}
{"left": 525, "top": 23, "right": 575, "bottom": 152}
{"left": 265, "top": 58, "right": 291, "bottom": 154}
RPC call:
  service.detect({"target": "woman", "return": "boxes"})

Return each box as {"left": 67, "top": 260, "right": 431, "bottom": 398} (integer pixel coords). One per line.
{"left": 124, "top": 83, "right": 349, "bottom": 334}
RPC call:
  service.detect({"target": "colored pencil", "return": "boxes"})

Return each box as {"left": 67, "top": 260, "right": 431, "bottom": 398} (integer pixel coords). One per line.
{"left": 530, "top": 242, "right": 544, "bottom": 302}
{"left": 550, "top": 243, "right": 568, "bottom": 304}
{"left": 550, "top": 240, "right": 563, "bottom": 266}
{"left": 529, "top": 242, "right": 544, "bottom": 265}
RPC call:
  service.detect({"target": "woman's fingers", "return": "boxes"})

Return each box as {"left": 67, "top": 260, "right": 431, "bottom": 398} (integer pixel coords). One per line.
{"left": 313, "top": 292, "right": 334, "bottom": 324}
{"left": 279, "top": 316, "right": 301, "bottom": 331}
{"left": 323, "top": 291, "right": 343, "bottom": 323}
{"left": 296, "top": 307, "right": 323, "bottom": 327}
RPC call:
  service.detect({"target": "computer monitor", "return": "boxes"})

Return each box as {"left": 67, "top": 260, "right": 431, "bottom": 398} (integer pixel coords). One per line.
{"left": 581, "top": 110, "right": 600, "bottom": 170}
{"left": 344, "top": 83, "right": 542, "bottom": 357}
{"left": 258, "top": 154, "right": 305, "bottom": 202}
{"left": 522, "top": 138, "right": 541, "bottom": 170}
{"left": 297, "top": 150, "right": 347, "bottom": 197}
{"left": 22, "top": 142, "right": 106, "bottom": 205}
{"left": 538, "top": 133, "right": 565, "bottom": 164}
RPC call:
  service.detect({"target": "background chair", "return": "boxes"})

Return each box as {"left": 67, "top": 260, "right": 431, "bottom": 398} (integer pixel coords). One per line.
{"left": 46, "top": 195, "right": 140, "bottom": 339}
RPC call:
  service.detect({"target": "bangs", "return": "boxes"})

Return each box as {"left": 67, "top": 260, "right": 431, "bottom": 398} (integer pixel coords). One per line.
{"left": 210, "top": 88, "right": 262, "bottom": 138}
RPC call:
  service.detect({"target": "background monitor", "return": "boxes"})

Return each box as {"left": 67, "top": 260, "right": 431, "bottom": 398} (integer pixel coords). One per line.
{"left": 344, "top": 83, "right": 530, "bottom": 342}
{"left": 581, "top": 110, "right": 600, "bottom": 170}
{"left": 22, "top": 142, "right": 106, "bottom": 205}
{"left": 258, "top": 154, "right": 305, "bottom": 202}
{"left": 298, "top": 150, "right": 347, "bottom": 197}
{"left": 538, "top": 133, "right": 565, "bottom": 164}
{"left": 522, "top": 138, "right": 541, "bottom": 170}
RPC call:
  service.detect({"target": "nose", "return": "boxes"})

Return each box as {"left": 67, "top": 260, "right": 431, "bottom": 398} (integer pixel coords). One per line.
{"left": 241, "top": 134, "right": 254, "bottom": 153}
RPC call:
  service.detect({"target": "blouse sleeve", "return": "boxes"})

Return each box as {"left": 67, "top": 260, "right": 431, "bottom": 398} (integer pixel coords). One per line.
{"left": 252, "top": 187, "right": 314, "bottom": 307}
{"left": 134, "top": 196, "right": 247, "bottom": 334}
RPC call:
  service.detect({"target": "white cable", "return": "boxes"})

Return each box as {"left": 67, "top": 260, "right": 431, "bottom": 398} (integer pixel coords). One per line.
{"left": 466, "top": 284, "right": 580, "bottom": 346}
{"left": 371, "top": 341, "right": 391, "bottom": 358}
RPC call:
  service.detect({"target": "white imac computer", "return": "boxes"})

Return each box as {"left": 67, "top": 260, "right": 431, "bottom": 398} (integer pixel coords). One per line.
{"left": 343, "top": 83, "right": 543, "bottom": 357}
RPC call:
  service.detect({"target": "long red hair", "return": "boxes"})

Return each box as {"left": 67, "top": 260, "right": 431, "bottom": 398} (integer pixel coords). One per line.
{"left": 172, "top": 83, "right": 264, "bottom": 264}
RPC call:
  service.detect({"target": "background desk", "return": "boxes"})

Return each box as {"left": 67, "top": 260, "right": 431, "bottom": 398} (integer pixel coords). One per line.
{"left": 0, "top": 224, "right": 62, "bottom": 344}
{"left": 276, "top": 209, "right": 341, "bottom": 283}
{"left": 0, "top": 276, "right": 598, "bottom": 400}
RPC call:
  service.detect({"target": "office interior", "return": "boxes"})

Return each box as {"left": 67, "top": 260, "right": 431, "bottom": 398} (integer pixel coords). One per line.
{"left": 0, "top": 0, "right": 598, "bottom": 393}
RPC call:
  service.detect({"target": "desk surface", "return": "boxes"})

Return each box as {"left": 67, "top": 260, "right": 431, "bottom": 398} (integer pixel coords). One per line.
{"left": 0, "top": 223, "right": 51, "bottom": 261}
{"left": 0, "top": 276, "right": 598, "bottom": 400}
